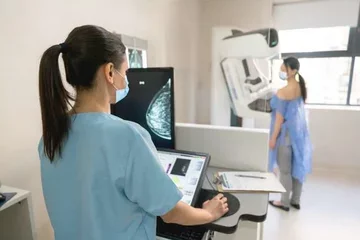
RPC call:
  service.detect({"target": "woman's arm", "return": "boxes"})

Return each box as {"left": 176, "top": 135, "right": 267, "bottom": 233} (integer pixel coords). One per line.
{"left": 270, "top": 91, "right": 286, "bottom": 149}
{"left": 271, "top": 112, "right": 284, "bottom": 142}
{"left": 161, "top": 194, "right": 228, "bottom": 226}
{"left": 269, "top": 112, "right": 284, "bottom": 149}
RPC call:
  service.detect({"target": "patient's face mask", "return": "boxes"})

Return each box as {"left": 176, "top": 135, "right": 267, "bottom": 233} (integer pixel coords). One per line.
{"left": 113, "top": 70, "right": 129, "bottom": 103}
{"left": 279, "top": 71, "right": 288, "bottom": 81}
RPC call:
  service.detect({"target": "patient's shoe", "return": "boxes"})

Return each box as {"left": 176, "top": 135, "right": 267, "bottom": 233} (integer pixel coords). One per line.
{"left": 269, "top": 201, "right": 290, "bottom": 212}
{"left": 290, "top": 203, "right": 301, "bottom": 210}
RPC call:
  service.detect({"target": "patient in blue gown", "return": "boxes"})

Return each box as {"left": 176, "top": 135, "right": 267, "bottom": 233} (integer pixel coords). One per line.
{"left": 268, "top": 57, "right": 312, "bottom": 212}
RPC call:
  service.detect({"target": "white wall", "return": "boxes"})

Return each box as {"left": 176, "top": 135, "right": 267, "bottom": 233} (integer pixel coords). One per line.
{"left": 0, "top": 0, "right": 199, "bottom": 239}
{"left": 307, "top": 106, "right": 360, "bottom": 173}
{"left": 163, "top": 1, "right": 200, "bottom": 124}
{"left": 196, "top": 0, "right": 274, "bottom": 124}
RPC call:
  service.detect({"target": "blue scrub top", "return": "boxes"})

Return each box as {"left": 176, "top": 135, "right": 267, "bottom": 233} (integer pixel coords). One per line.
{"left": 269, "top": 95, "right": 313, "bottom": 183}
{"left": 38, "top": 113, "right": 182, "bottom": 240}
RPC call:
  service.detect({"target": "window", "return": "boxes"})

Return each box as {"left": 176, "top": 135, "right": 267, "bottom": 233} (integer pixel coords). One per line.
{"left": 350, "top": 57, "right": 360, "bottom": 105}
{"left": 272, "top": 58, "right": 352, "bottom": 104}
{"left": 279, "top": 26, "right": 350, "bottom": 53}
{"left": 274, "top": 25, "right": 360, "bottom": 105}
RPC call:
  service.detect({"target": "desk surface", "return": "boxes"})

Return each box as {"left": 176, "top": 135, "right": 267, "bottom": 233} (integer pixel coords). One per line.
{"left": 202, "top": 167, "right": 269, "bottom": 233}
{"left": 0, "top": 186, "right": 30, "bottom": 212}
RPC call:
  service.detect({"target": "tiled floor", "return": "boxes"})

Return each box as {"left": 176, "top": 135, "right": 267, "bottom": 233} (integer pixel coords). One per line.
{"left": 263, "top": 170, "right": 360, "bottom": 240}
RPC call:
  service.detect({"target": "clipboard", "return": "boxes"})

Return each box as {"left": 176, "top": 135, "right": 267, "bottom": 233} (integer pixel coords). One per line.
{"left": 213, "top": 172, "right": 286, "bottom": 193}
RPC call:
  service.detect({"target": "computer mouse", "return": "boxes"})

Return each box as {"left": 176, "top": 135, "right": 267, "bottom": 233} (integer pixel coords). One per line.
{"left": 196, "top": 189, "right": 240, "bottom": 218}
{"left": 0, "top": 193, "right": 6, "bottom": 202}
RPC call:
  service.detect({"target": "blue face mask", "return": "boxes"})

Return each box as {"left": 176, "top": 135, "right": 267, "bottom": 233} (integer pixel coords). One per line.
{"left": 113, "top": 70, "right": 129, "bottom": 103}
{"left": 279, "top": 71, "right": 288, "bottom": 81}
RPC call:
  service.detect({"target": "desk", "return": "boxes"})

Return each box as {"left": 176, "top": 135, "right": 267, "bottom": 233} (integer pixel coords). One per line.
{"left": 156, "top": 167, "right": 269, "bottom": 240}
{"left": 204, "top": 167, "right": 268, "bottom": 240}
{"left": 0, "top": 186, "right": 36, "bottom": 240}
{"left": 204, "top": 167, "right": 268, "bottom": 230}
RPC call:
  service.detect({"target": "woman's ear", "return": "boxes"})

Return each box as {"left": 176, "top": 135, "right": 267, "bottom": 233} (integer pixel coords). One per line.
{"left": 103, "top": 63, "right": 115, "bottom": 84}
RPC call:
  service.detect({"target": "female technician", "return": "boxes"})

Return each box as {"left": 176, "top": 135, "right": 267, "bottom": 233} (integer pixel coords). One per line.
{"left": 38, "top": 25, "right": 228, "bottom": 240}
{"left": 268, "top": 57, "right": 312, "bottom": 212}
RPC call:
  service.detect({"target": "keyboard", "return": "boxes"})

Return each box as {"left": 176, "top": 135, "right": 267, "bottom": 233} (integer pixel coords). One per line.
{"left": 157, "top": 219, "right": 206, "bottom": 240}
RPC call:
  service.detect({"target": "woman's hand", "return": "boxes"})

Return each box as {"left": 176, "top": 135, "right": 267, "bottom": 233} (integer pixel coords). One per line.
{"left": 269, "top": 138, "right": 276, "bottom": 149}
{"left": 162, "top": 196, "right": 228, "bottom": 226}
{"left": 202, "top": 194, "right": 229, "bottom": 221}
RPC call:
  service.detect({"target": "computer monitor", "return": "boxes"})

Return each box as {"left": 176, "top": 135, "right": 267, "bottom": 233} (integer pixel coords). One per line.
{"left": 111, "top": 68, "right": 175, "bottom": 149}
{"left": 156, "top": 149, "right": 210, "bottom": 240}
{"left": 157, "top": 149, "right": 210, "bottom": 206}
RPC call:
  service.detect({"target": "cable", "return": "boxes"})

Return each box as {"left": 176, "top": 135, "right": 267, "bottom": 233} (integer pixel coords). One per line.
{"left": 204, "top": 230, "right": 214, "bottom": 240}
{"left": 204, "top": 231, "right": 209, "bottom": 240}
{"left": 205, "top": 172, "right": 217, "bottom": 191}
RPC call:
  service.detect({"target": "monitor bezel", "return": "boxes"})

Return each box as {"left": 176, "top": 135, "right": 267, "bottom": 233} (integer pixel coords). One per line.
{"left": 111, "top": 67, "right": 176, "bottom": 150}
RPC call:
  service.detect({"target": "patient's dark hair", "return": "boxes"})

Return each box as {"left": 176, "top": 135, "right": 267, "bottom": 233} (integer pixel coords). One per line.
{"left": 283, "top": 57, "right": 307, "bottom": 102}
{"left": 39, "top": 25, "right": 126, "bottom": 162}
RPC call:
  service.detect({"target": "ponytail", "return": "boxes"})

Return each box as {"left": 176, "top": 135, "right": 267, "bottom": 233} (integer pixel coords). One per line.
{"left": 39, "top": 25, "right": 127, "bottom": 162}
{"left": 298, "top": 73, "right": 307, "bottom": 102}
{"left": 39, "top": 45, "right": 73, "bottom": 162}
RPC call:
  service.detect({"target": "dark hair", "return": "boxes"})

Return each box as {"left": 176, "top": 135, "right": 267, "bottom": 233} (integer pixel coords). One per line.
{"left": 283, "top": 57, "right": 307, "bottom": 102}
{"left": 39, "top": 25, "right": 126, "bottom": 162}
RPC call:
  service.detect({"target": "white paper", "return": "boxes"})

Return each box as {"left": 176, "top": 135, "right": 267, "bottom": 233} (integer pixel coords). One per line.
{"left": 218, "top": 171, "right": 286, "bottom": 193}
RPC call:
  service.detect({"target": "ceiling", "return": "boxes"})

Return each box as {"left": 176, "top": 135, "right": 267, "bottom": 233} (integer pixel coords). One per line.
{"left": 199, "top": 0, "right": 337, "bottom": 3}
{"left": 273, "top": 0, "right": 341, "bottom": 3}
{"left": 273, "top": 0, "right": 312, "bottom": 3}
{"left": 199, "top": 0, "right": 345, "bottom": 4}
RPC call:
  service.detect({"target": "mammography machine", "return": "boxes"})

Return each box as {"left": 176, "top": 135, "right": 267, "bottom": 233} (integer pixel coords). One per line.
{"left": 211, "top": 27, "right": 280, "bottom": 126}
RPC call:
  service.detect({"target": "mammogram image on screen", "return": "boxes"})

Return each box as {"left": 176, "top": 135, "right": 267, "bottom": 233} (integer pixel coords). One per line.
{"left": 111, "top": 68, "right": 174, "bottom": 149}
{"left": 146, "top": 79, "right": 172, "bottom": 140}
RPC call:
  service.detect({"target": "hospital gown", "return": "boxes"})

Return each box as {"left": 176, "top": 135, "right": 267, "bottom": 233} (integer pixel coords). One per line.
{"left": 38, "top": 112, "right": 182, "bottom": 240}
{"left": 269, "top": 95, "right": 312, "bottom": 183}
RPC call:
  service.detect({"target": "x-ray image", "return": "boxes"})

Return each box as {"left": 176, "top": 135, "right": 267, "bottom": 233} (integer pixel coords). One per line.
{"left": 128, "top": 49, "right": 143, "bottom": 68}
{"left": 146, "top": 79, "right": 172, "bottom": 140}
{"left": 111, "top": 68, "right": 175, "bottom": 149}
